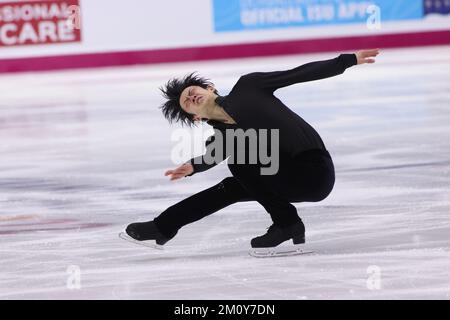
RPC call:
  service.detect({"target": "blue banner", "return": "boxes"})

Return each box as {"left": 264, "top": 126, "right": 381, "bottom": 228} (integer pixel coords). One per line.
{"left": 212, "top": 0, "right": 424, "bottom": 32}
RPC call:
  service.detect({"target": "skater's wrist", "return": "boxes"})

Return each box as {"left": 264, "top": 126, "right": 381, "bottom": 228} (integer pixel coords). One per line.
{"left": 184, "top": 161, "right": 195, "bottom": 177}
{"left": 339, "top": 53, "right": 358, "bottom": 68}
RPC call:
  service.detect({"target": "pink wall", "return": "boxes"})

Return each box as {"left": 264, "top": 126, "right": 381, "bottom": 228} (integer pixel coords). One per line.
{"left": 1, "top": 30, "right": 450, "bottom": 73}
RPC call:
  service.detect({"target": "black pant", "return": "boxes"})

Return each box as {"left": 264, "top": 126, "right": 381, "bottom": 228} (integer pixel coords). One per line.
{"left": 154, "top": 149, "right": 335, "bottom": 237}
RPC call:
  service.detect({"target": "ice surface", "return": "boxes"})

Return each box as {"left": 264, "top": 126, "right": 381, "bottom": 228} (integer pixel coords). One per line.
{"left": 0, "top": 46, "right": 450, "bottom": 299}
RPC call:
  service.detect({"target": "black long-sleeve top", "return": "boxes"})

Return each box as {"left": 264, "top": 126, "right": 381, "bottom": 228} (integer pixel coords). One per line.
{"left": 186, "top": 53, "right": 357, "bottom": 177}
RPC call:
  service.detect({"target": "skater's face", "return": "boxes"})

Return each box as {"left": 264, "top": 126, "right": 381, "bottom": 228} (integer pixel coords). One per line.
{"left": 179, "top": 85, "right": 216, "bottom": 122}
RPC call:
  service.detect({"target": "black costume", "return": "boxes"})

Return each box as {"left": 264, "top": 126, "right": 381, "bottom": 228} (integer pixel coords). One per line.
{"left": 153, "top": 54, "right": 357, "bottom": 240}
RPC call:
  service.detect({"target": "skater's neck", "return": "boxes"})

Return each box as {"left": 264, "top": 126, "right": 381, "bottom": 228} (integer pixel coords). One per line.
{"left": 204, "top": 95, "right": 236, "bottom": 124}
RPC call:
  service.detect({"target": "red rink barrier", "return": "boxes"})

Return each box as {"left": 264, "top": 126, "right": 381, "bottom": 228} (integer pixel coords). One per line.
{"left": 0, "top": 29, "right": 450, "bottom": 73}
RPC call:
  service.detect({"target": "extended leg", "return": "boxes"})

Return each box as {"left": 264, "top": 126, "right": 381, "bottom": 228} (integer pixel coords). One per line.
{"left": 154, "top": 177, "right": 252, "bottom": 237}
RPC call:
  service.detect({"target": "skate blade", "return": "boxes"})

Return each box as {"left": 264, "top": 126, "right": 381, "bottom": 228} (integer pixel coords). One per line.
{"left": 249, "top": 244, "right": 314, "bottom": 258}
{"left": 118, "top": 232, "right": 164, "bottom": 250}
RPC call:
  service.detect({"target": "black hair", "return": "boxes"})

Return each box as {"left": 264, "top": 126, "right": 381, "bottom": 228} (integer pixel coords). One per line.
{"left": 159, "top": 72, "right": 218, "bottom": 127}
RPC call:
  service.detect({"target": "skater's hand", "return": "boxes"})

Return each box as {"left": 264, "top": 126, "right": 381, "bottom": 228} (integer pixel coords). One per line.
{"left": 165, "top": 163, "right": 194, "bottom": 181}
{"left": 355, "top": 49, "right": 380, "bottom": 65}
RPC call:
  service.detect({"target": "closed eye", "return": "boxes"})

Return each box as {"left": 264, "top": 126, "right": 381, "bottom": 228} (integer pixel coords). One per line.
{"left": 184, "top": 89, "right": 193, "bottom": 108}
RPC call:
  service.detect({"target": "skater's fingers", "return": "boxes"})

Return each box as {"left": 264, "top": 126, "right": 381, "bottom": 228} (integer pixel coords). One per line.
{"left": 180, "top": 166, "right": 191, "bottom": 174}
{"left": 175, "top": 170, "right": 190, "bottom": 179}
{"left": 180, "top": 167, "right": 189, "bottom": 174}
{"left": 166, "top": 164, "right": 193, "bottom": 179}
{"left": 170, "top": 174, "right": 182, "bottom": 181}
{"left": 363, "top": 57, "right": 376, "bottom": 64}
{"left": 356, "top": 49, "right": 380, "bottom": 65}
{"left": 176, "top": 165, "right": 187, "bottom": 171}
{"left": 363, "top": 48, "right": 380, "bottom": 57}
{"left": 173, "top": 168, "right": 185, "bottom": 175}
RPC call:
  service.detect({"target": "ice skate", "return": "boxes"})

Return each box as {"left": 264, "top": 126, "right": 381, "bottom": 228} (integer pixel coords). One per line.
{"left": 249, "top": 220, "right": 314, "bottom": 257}
{"left": 119, "top": 220, "right": 176, "bottom": 250}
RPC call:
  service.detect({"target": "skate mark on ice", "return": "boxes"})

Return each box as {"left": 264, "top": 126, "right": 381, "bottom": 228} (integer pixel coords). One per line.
{"left": 0, "top": 218, "right": 76, "bottom": 227}
{"left": 0, "top": 220, "right": 111, "bottom": 235}
{"left": 0, "top": 214, "right": 40, "bottom": 222}
{"left": 340, "top": 160, "right": 450, "bottom": 173}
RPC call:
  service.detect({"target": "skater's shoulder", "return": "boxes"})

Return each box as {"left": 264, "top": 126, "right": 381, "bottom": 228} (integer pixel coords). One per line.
{"left": 214, "top": 95, "right": 227, "bottom": 107}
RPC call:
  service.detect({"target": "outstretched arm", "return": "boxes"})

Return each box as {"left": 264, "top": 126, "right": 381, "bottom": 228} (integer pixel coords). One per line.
{"left": 245, "top": 49, "right": 380, "bottom": 92}
{"left": 165, "top": 131, "right": 226, "bottom": 180}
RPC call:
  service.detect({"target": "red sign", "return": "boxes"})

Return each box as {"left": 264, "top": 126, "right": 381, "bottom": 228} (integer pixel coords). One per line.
{"left": 0, "top": 0, "right": 81, "bottom": 47}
